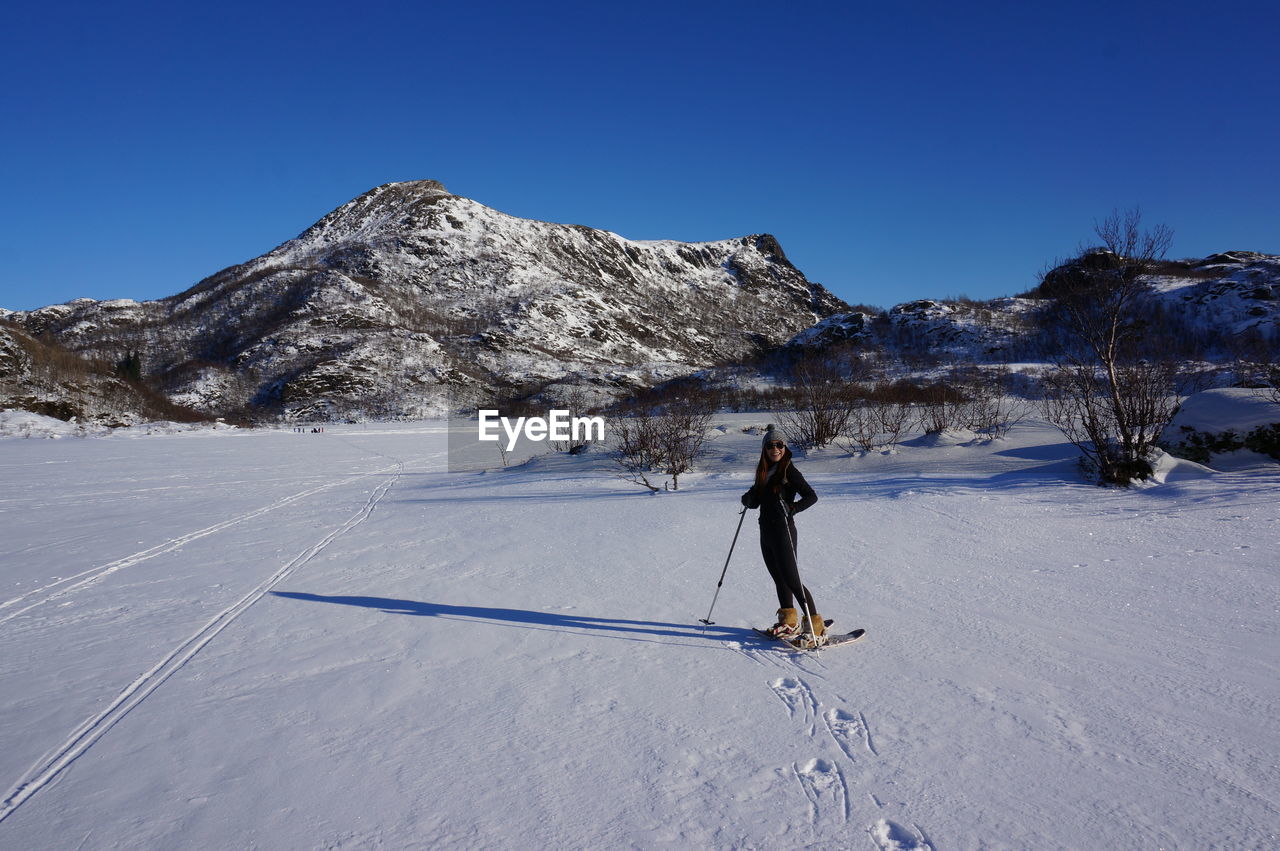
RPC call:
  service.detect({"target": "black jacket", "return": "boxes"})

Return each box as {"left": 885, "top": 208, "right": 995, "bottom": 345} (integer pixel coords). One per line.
{"left": 741, "top": 462, "right": 817, "bottom": 527}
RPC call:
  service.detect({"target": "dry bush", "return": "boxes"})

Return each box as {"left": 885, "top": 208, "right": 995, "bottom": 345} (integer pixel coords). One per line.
{"left": 839, "top": 398, "right": 880, "bottom": 452}
{"left": 721, "top": 385, "right": 793, "bottom": 413}
{"left": 872, "top": 393, "right": 914, "bottom": 448}
{"left": 915, "top": 381, "right": 967, "bottom": 434}
{"left": 548, "top": 385, "right": 597, "bottom": 454}
{"left": 774, "top": 358, "right": 861, "bottom": 448}
{"left": 611, "top": 398, "right": 715, "bottom": 491}
{"left": 949, "top": 366, "right": 1032, "bottom": 439}
{"left": 1226, "top": 327, "right": 1280, "bottom": 404}
{"left": 1042, "top": 359, "right": 1181, "bottom": 484}
{"left": 624, "top": 376, "right": 728, "bottom": 415}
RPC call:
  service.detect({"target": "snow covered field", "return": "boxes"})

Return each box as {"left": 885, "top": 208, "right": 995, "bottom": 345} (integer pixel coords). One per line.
{"left": 1, "top": 416, "right": 1277, "bottom": 849}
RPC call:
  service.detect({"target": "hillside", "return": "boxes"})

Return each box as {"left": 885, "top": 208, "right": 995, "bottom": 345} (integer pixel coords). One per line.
{"left": 3, "top": 181, "right": 1276, "bottom": 425}
{"left": 2, "top": 181, "right": 846, "bottom": 420}
{"left": 0, "top": 321, "right": 207, "bottom": 427}
{"left": 786, "top": 251, "right": 1280, "bottom": 364}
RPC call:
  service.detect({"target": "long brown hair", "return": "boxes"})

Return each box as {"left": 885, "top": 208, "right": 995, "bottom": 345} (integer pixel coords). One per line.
{"left": 754, "top": 445, "right": 792, "bottom": 494}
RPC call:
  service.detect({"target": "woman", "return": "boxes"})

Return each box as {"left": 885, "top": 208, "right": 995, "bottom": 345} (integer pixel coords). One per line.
{"left": 740, "top": 424, "right": 825, "bottom": 645}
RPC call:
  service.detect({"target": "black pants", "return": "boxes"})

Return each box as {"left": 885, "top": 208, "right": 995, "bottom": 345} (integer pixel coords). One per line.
{"left": 760, "top": 520, "right": 815, "bottom": 615}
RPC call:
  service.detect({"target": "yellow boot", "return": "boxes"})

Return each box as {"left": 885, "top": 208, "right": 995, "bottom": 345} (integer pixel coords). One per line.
{"left": 800, "top": 612, "right": 827, "bottom": 646}
{"left": 768, "top": 607, "right": 799, "bottom": 638}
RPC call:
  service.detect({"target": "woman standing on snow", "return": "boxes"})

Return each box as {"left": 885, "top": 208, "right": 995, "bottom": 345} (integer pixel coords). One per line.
{"left": 741, "top": 424, "right": 825, "bottom": 644}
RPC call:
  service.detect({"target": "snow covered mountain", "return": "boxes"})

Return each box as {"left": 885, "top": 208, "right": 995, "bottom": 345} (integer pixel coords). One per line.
{"left": 3, "top": 180, "right": 1276, "bottom": 424}
{"left": 0, "top": 322, "right": 204, "bottom": 426}
{"left": 1, "top": 181, "right": 846, "bottom": 420}
{"left": 785, "top": 251, "right": 1280, "bottom": 363}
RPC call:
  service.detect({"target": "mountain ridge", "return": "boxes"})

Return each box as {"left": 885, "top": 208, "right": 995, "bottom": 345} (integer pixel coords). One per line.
{"left": 3, "top": 181, "right": 1277, "bottom": 424}
{"left": 2, "top": 181, "right": 848, "bottom": 420}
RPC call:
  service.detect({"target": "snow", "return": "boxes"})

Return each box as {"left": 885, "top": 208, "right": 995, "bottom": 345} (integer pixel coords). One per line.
{"left": 1159, "top": 389, "right": 1280, "bottom": 472}
{"left": 0, "top": 411, "right": 239, "bottom": 440}
{"left": 0, "top": 410, "right": 95, "bottom": 439}
{"left": 906, "top": 428, "right": 980, "bottom": 448}
{"left": 1168, "top": 387, "right": 1279, "bottom": 435}
{"left": 1, "top": 417, "right": 1277, "bottom": 848}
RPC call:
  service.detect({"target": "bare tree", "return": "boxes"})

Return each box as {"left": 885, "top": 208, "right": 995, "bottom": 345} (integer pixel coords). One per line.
{"left": 1040, "top": 209, "right": 1181, "bottom": 483}
{"left": 658, "top": 400, "right": 715, "bottom": 490}
{"left": 1043, "top": 359, "right": 1181, "bottom": 481}
{"left": 548, "top": 385, "right": 596, "bottom": 454}
{"left": 612, "top": 410, "right": 665, "bottom": 491}
{"left": 915, "top": 380, "right": 967, "bottom": 434}
{"left": 611, "top": 398, "right": 714, "bottom": 491}
{"left": 1227, "top": 326, "right": 1280, "bottom": 405}
{"left": 953, "top": 366, "right": 1032, "bottom": 439}
{"left": 775, "top": 358, "right": 861, "bottom": 448}
{"left": 836, "top": 379, "right": 917, "bottom": 454}
{"left": 874, "top": 393, "right": 914, "bottom": 449}
{"left": 838, "top": 395, "right": 879, "bottom": 453}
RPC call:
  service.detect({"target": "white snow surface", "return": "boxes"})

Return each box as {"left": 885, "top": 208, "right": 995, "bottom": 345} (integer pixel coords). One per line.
{"left": 1167, "top": 387, "right": 1279, "bottom": 435}
{"left": 1, "top": 417, "right": 1277, "bottom": 849}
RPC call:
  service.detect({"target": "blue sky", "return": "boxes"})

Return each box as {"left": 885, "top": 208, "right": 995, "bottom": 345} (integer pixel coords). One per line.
{"left": 2, "top": 0, "right": 1276, "bottom": 312}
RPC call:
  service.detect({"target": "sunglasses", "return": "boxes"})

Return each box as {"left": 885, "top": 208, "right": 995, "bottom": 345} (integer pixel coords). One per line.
{"left": 766, "top": 441, "right": 786, "bottom": 449}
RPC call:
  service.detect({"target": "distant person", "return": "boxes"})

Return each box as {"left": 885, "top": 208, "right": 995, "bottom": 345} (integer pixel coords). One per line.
{"left": 741, "top": 424, "right": 825, "bottom": 645}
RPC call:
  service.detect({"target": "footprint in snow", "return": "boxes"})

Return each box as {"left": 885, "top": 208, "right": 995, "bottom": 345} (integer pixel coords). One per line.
{"left": 869, "top": 818, "right": 934, "bottom": 850}
{"left": 824, "top": 707, "right": 876, "bottom": 758}
{"left": 768, "top": 677, "right": 818, "bottom": 724}
{"left": 793, "top": 758, "right": 849, "bottom": 826}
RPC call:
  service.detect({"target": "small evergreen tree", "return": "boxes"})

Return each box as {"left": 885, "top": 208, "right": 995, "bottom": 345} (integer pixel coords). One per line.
{"left": 116, "top": 350, "right": 143, "bottom": 382}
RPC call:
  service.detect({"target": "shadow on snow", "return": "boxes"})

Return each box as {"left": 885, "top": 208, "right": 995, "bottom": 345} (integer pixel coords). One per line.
{"left": 270, "top": 591, "right": 750, "bottom": 645}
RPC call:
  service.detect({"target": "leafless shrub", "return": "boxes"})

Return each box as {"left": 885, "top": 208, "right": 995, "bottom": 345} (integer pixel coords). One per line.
{"left": 1226, "top": 326, "right": 1280, "bottom": 404}
{"left": 1042, "top": 359, "right": 1181, "bottom": 484}
{"left": 612, "top": 411, "right": 663, "bottom": 490}
{"left": 548, "top": 385, "right": 596, "bottom": 454}
{"left": 967, "top": 395, "right": 1032, "bottom": 440}
{"left": 625, "top": 376, "right": 728, "bottom": 414}
{"left": 838, "top": 397, "right": 879, "bottom": 453}
{"left": 1039, "top": 209, "right": 1183, "bottom": 484}
{"left": 875, "top": 397, "right": 914, "bottom": 448}
{"left": 949, "top": 366, "right": 1032, "bottom": 439}
{"left": 611, "top": 398, "right": 714, "bottom": 491}
{"left": 774, "top": 358, "right": 861, "bottom": 448}
{"left": 915, "top": 382, "right": 967, "bottom": 434}
{"left": 835, "top": 380, "right": 917, "bottom": 454}
{"left": 721, "top": 385, "right": 793, "bottom": 413}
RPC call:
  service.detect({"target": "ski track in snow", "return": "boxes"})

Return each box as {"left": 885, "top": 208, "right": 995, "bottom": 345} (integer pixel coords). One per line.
{"left": 0, "top": 460, "right": 404, "bottom": 628}
{"left": 0, "top": 460, "right": 405, "bottom": 824}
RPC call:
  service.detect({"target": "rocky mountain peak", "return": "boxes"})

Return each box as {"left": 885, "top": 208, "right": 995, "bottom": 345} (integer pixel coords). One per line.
{"left": 286, "top": 179, "right": 456, "bottom": 253}
{"left": 6, "top": 182, "right": 849, "bottom": 420}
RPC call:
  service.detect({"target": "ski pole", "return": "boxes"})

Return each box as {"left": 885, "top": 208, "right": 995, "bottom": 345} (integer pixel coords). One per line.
{"left": 779, "top": 495, "right": 819, "bottom": 648}
{"left": 700, "top": 506, "right": 748, "bottom": 628}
